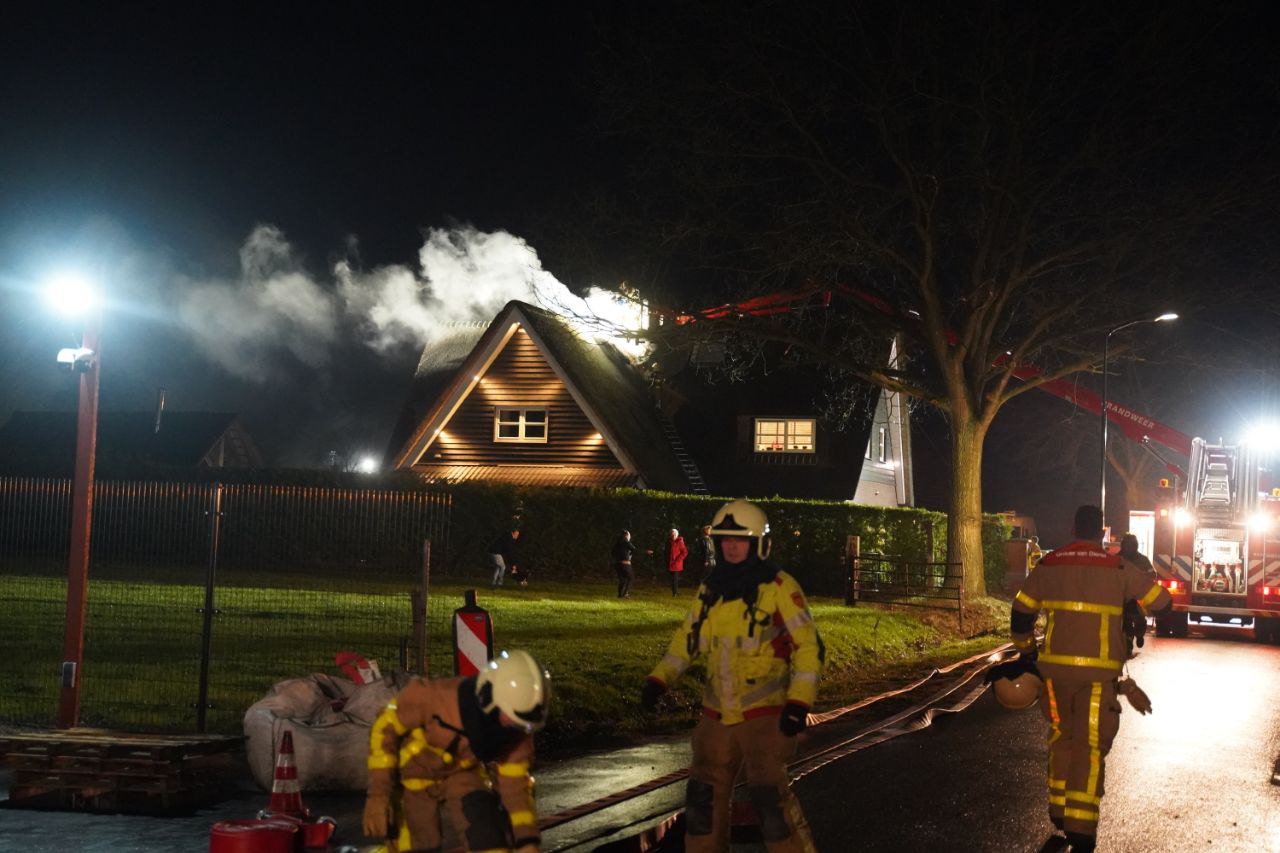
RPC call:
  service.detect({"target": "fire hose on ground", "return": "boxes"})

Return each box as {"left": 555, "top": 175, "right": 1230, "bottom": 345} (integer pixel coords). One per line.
{"left": 540, "top": 643, "right": 1014, "bottom": 850}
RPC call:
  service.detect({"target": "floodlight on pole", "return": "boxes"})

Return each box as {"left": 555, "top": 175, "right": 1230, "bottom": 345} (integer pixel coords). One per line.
{"left": 1100, "top": 311, "right": 1179, "bottom": 524}
{"left": 356, "top": 455, "right": 379, "bottom": 474}
{"left": 44, "top": 272, "right": 103, "bottom": 729}
{"left": 43, "top": 272, "right": 99, "bottom": 318}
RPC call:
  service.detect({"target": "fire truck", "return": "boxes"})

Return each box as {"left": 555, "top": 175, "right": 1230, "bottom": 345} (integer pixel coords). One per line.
{"left": 1137, "top": 438, "right": 1280, "bottom": 643}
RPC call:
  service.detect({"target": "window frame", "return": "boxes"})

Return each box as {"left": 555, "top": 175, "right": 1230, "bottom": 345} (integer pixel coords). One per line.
{"left": 753, "top": 417, "right": 817, "bottom": 454}
{"left": 493, "top": 407, "right": 550, "bottom": 444}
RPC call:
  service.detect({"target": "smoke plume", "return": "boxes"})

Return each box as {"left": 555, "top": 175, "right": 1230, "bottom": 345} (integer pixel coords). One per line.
{"left": 177, "top": 225, "right": 337, "bottom": 381}
{"left": 177, "top": 222, "right": 642, "bottom": 381}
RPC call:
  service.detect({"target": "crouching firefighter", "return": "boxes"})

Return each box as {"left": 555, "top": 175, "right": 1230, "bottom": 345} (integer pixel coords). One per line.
{"left": 1006, "top": 505, "right": 1171, "bottom": 853}
{"left": 363, "top": 650, "right": 549, "bottom": 853}
{"left": 641, "top": 499, "right": 823, "bottom": 853}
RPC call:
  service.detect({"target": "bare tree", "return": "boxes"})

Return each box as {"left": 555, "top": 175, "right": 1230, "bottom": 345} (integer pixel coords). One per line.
{"left": 586, "top": 4, "right": 1275, "bottom": 599}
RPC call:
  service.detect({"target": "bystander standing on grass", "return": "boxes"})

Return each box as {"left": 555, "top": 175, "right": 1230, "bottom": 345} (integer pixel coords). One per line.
{"left": 612, "top": 529, "right": 636, "bottom": 598}
{"left": 487, "top": 526, "right": 520, "bottom": 588}
{"left": 667, "top": 527, "right": 688, "bottom": 596}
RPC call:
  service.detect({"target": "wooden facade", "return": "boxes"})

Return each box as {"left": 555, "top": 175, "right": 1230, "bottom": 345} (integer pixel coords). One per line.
{"left": 413, "top": 329, "right": 622, "bottom": 471}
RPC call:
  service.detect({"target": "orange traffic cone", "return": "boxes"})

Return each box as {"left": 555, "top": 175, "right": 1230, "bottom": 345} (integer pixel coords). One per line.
{"left": 263, "top": 730, "right": 309, "bottom": 819}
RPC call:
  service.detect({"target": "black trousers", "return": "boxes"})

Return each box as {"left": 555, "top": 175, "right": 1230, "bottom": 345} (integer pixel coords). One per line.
{"left": 614, "top": 562, "right": 634, "bottom": 597}
{"left": 670, "top": 571, "right": 682, "bottom": 596}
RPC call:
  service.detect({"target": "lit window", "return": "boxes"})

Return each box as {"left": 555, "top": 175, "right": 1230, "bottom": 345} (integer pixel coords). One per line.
{"left": 493, "top": 408, "right": 549, "bottom": 443}
{"left": 754, "top": 418, "right": 816, "bottom": 453}
{"left": 877, "top": 426, "right": 887, "bottom": 463}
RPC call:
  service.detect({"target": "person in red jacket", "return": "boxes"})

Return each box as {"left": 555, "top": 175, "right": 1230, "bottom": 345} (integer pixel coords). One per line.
{"left": 668, "top": 527, "right": 689, "bottom": 596}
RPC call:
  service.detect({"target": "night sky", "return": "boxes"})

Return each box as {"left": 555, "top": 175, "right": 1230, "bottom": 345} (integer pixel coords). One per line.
{"left": 2, "top": 5, "right": 1277, "bottom": 545}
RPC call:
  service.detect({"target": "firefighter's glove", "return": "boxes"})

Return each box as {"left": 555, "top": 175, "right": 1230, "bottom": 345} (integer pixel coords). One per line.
{"left": 1116, "top": 677, "right": 1153, "bottom": 715}
{"left": 362, "top": 793, "right": 391, "bottom": 838}
{"left": 640, "top": 679, "right": 666, "bottom": 711}
{"left": 779, "top": 702, "right": 809, "bottom": 737}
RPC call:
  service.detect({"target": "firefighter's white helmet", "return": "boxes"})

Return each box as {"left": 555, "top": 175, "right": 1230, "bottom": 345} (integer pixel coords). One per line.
{"left": 992, "top": 669, "right": 1043, "bottom": 710}
{"left": 476, "top": 649, "right": 551, "bottom": 733}
{"left": 709, "top": 499, "right": 772, "bottom": 559}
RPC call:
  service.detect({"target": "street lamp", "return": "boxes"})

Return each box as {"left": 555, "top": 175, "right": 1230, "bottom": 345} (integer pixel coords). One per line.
{"left": 1100, "top": 312, "right": 1178, "bottom": 525}
{"left": 45, "top": 272, "right": 102, "bottom": 729}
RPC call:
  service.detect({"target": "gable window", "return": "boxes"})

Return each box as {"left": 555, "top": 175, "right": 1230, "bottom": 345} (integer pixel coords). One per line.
{"left": 877, "top": 426, "right": 887, "bottom": 463}
{"left": 754, "top": 418, "right": 816, "bottom": 453}
{"left": 493, "top": 408, "right": 548, "bottom": 443}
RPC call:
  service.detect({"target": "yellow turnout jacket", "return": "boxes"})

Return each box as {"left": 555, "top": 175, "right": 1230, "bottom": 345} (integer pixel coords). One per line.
{"left": 648, "top": 570, "right": 823, "bottom": 724}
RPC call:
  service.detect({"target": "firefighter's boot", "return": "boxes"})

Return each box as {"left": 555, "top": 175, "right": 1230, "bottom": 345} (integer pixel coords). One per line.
{"left": 1066, "top": 831, "right": 1097, "bottom": 852}
{"left": 1038, "top": 835, "right": 1070, "bottom": 853}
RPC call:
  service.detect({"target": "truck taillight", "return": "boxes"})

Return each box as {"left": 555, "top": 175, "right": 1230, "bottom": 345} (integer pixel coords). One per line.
{"left": 1265, "top": 586, "right": 1274, "bottom": 596}
{"left": 1159, "top": 579, "right": 1182, "bottom": 592}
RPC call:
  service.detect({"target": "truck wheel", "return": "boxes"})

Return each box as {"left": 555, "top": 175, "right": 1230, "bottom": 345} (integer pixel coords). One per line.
{"left": 1170, "top": 615, "right": 1189, "bottom": 638}
{"left": 1258, "top": 617, "right": 1279, "bottom": 645}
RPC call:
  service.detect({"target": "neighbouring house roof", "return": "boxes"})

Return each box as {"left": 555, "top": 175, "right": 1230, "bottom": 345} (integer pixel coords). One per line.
{"left": 390, "top": 301, "right": 693, "bottom": 491}
{"left": 0, "top": 411, "right": 262, "bottom": 475}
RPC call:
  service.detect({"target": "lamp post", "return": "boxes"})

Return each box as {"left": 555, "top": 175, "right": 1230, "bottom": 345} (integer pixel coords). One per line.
{"left": 1100, "top": 312, "right": 1178, "bottom": 527}
{"left": 46, "top": 273, "right": 102, "bottom": 729}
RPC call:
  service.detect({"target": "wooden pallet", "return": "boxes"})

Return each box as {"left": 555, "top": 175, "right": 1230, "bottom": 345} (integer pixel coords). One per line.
{"left": 0, "top": 728, "right": 244, "bottom": 814}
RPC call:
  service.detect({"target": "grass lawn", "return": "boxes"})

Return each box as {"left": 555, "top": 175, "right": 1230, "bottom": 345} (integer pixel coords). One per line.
{"left": 0, "top": 571, "right": 1008, "bottom": 754}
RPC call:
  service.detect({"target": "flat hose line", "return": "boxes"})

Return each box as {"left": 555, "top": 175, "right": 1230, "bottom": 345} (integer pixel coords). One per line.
{"left": 539, "top": 642, "right": 1012, "bottom": 835}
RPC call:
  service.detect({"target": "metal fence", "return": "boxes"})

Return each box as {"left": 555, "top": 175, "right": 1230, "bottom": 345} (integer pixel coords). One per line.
{"left": 845, "top": 554, "right": 965, "bottom": 628}
{"left": 0, "top": 477, "right": 454, "bottom": 733}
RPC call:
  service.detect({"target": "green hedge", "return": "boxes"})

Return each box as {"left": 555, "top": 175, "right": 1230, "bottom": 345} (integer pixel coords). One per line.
{"left": 444, "top": 484, "right": 1009, "bottom": 597}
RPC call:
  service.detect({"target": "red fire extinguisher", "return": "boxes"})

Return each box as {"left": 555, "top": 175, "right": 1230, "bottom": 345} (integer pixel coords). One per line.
{"left": 452, "top": 589, "right": 494, "bottom": 676}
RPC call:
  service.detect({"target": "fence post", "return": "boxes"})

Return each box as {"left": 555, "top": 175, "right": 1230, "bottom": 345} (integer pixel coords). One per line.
{"left": 196, "top": 482, "right": 223, "bottom": 734}
{"left": 844, "top": 535, "right": 860, "bottom": 606}
{"left": 415, "top": 539, "right": 431, "bottom": 674}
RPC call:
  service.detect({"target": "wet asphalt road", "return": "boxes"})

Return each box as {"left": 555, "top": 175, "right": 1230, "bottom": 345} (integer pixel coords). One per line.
{"left": 798, "top": 631, "right": 1280, "bottom": 852}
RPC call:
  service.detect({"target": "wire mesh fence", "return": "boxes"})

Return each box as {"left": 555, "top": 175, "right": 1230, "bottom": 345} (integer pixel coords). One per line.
{"left": 0, "top": 477, "right": 453, "bottom": 733}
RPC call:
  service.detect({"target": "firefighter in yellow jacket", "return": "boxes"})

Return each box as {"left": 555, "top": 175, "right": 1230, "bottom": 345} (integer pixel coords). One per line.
{"left": 1009, "top": 505, "right": 1171, "bottom": 853}
{"left": 363, "top": 650, "right": 549, "bottom": 853}
{"left": 642, "top": 500, "right": 823, "bottom": 853}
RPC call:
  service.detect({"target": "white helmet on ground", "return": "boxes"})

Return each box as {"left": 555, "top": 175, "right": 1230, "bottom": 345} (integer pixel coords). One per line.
{"left": 992, "top": 669, "right": 1043, "bottom": 710}
{"left": 476, "top": 649, "right": 551, "bottom": 733}
{"left": 709, "top": 499, "right": 772, "bottom": 559}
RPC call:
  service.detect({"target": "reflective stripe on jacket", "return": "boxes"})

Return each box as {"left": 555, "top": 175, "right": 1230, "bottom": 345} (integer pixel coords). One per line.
{"left": 648, "top": 570, "right": 823, "bottom": 724}
{"left": 367, "top": 676, "right": 538, "bottom": 847}
{"left": 1012, "top": 540, "right": 1171, "bottom": 682}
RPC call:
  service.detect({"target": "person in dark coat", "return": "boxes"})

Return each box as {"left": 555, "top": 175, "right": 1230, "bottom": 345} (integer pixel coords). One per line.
{"left": 1118, "top": 533, "right": 1155, "bottom": 576}
{"left": 697, "top": 524, "right": 717, "bottom": 580}
{"left": 612, "top": 530, "right": 636, "bottom": 598}
{"left": 667, "top": 527, "right": 689, "bottom": 596}
{"left": 487, "top": 528, "right": 520, "bottom": 588}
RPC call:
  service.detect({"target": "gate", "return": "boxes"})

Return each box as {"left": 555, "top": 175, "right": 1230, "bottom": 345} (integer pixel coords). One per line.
{"left": 846, "top": 553, "right": 965, "bottom": 628}
{"left": 0, "top": 477, "right": 451, "bottom": 733}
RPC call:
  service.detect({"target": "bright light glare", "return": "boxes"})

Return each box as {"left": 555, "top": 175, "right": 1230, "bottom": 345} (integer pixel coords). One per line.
{"left": 44, "top": 272, "right": 98, "bottom": 318}
{"left": 356, "top": 456, "right": 379, "bottom": 474}
{"left": 1243, "top": 423, "right": 1280, "bottom": 451}
{"left": 1173, "top": 507, "right": 1193, "bottom": 527}
{"left": 1251, "top": 512, "right": 1273, "bottom": 532}
{"left": 1155, "top": 312, "right": 1178, "bottom": 322}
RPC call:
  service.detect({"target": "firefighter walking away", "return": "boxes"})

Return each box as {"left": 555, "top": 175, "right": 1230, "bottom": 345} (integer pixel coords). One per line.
{"left": 1000, "top": 505, "right": 1171, "bottom": 852}
{"left": 641, "top": 499, "right": 823, "bottom": 852}
{"left": 363, "top": 649, "right": 549, "bottom": 852}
